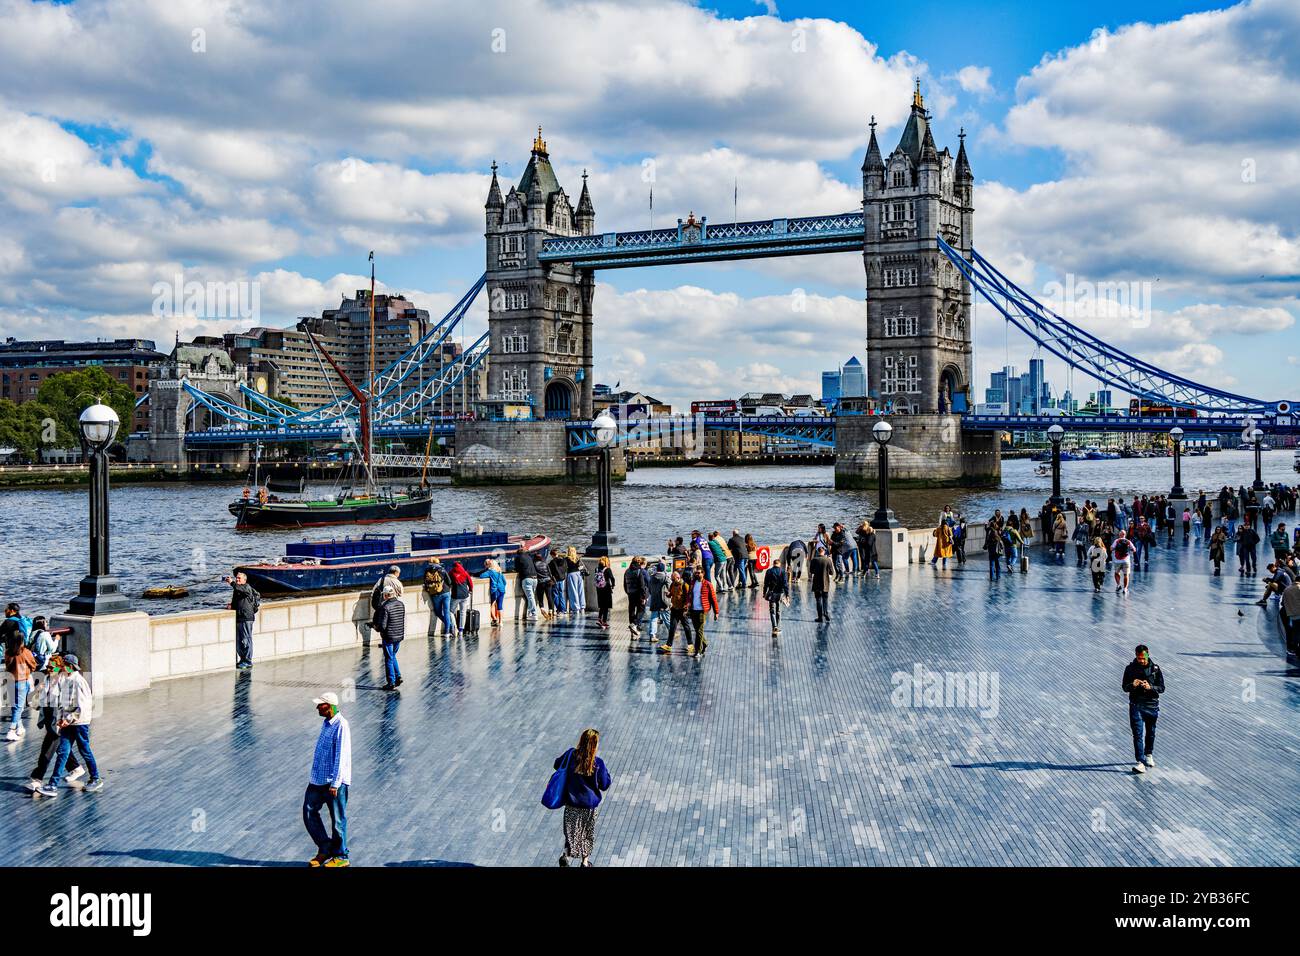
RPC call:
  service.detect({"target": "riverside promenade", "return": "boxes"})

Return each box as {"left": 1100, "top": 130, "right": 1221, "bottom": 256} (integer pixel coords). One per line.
{"left": 2, "top": 541, "right": 1297, "bottom": 867}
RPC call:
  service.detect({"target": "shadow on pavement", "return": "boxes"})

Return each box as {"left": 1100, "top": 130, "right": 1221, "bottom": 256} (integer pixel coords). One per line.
{"left": 91, "top": 848, "right": 301, "bottom": 867}
{"left": 952, "top": 761, "right": 1132, "bottom": 774}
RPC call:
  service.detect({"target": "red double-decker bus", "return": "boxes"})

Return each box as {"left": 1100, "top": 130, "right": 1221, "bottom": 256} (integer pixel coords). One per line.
{"left": 1130, "top": 399, "right": 1197, "bottom": 418}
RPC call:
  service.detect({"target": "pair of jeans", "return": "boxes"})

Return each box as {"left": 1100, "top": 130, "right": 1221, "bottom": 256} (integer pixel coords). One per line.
{"left": 382, "top": 641, "right": 401, "bottom": 685}
{"left": 768, "top": 599, "right": 782, "bottom": 629}
{"left": 666, "top": 609, "right": 694, "bottom": 647}
{"left": 833, "top": 553, "right": 847, "bottom": 577}
{"left": 1076, "top": 544, "right": 1086, "bottom": 567}
{"left": 648, "top": 607, "right": 670, "bottom": 640}
{"left": 1005, "top": 545, "right": 1019, "bottom": 570}
{"left": 733, "top": 560, "right": 748, "bottom": 589}
{"left": 31, "top": 707, "right": 77, "bottom": 781}
{"left": 520, "top": 578, "right": 538, "bottom": 618}
{"left": 303, "top": 783, "right": 349, "bottom": 859}
{"left": 432, "top": 592, "right": 455, "bottom": 634}
{"left": 50, "top": 724, "right": 99, "bottom": 787}
{"left": 451, "top": 596, "right": 470, "bottom": 629}
{"left": 1128, "top": 703, "right": 1159, "bottom": 763}
{"left": 628, "top": 599, "right": 646, "bottom": 628}
{"left": 236, "top": 619, "right": 254, "bottom": 665}
{"left": 10, "top": 678, "right": 30, "bottom": 726}
{"left": 988, "top": 553, "right": 1001, "bottom": 578}
{"left": 1241, "top": 546, "right": 1257, "bottom": 575}
{"left": 565, "top": 572, "right": 586, "bottom": 613}
{"left": 848, "top": 547, "right": 860, "bottom": 573}
{"left": 813, "top": 591, "right": 829, "bottom": 620}
{"left": 703, "top": 561, "right": 715, "bottom": 588}
{"left": 551, "top": 581, "right": 568, "bottom": 613}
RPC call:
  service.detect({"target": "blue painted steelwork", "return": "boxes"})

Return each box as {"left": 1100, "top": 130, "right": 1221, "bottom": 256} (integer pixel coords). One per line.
{"left": 181, "top": 274, "right": 486, "bottom": 439}
{"left": 185, "top": 421, "right": 458, "bottom": 445}
{"left": 566, "top": 415, "right": 836, "bottom": 452}
{"left": 935, "top": 236, "right": 1293, "bottom": 418}
{"left": 539, "top": 211, "right": 864, "bottom": 269}
{"left": 963, "top": 414, "right": 1300, "bottom": 435}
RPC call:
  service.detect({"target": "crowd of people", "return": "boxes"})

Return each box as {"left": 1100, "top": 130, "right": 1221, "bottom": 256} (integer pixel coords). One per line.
{"left": 2, "top": 602, "right": 103, "bottom": 798}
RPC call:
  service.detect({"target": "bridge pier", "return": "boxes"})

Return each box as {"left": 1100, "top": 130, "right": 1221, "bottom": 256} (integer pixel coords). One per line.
{"left": 451, "top": 420, "right": 625, "bottom": 485}
{"left": 834, "top": 414, "right": 1000, "bottom": 489}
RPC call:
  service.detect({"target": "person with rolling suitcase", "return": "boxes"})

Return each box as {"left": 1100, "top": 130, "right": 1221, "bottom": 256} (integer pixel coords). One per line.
{"left": 463, "top": 574, "right": 481, "bottom": 635}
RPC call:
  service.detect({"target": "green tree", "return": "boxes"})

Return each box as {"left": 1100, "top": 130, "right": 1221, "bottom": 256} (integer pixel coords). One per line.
{"left": 36, "top": 367, "right": 136, "bottom": 449}
{"left": 0, "top": 399, "right": 55, "bottom": 461}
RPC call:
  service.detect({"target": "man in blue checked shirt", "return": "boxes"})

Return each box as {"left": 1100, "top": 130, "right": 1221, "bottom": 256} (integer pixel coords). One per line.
{"left": 305, "top": 692, "right": 351, "bottom": 867}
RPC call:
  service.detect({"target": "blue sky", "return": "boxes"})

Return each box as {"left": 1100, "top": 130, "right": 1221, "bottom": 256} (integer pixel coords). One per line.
{"left": 0, "top": 0, "right": 1296, "bottom": 410}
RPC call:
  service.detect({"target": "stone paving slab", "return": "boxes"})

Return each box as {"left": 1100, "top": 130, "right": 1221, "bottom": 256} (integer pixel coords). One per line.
{"left": 3, "top": 536, "right": 1298, "bottom": 867}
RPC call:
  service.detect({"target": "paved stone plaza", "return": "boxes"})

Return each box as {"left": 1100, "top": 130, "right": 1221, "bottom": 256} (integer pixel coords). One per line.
{"left": 3, "top": 539, "right": 1298, "bottom": 867}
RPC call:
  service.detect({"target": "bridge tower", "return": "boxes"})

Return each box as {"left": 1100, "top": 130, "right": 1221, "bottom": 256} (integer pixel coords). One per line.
{"left": 454, "top": 129, "right": 614, "bottom": 484}
{"left": 836, "top": 84, "right": 999, "bottom": 487}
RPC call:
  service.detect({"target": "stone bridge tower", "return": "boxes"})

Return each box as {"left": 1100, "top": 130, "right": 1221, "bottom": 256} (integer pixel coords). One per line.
{"left": 836, "top": 84, "right": 999, "bottom": 488}
{"left": 483, "top": 128, "right": 594, "bottom": 421}
{"left": 862, "top": 82, "right": 973, "bottom": 415}
{"left": 454, "top": 129, "right": 616, "bottom": 484}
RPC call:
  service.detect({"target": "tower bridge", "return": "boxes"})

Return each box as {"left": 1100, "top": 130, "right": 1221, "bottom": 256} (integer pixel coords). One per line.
{"left": 177, "top": 87, "right": 1295, "bottom": 486}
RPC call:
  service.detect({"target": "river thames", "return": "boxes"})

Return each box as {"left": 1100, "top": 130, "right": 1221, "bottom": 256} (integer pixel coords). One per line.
{"left": 1, "top": 450, "right": 1295, "bottom": 614}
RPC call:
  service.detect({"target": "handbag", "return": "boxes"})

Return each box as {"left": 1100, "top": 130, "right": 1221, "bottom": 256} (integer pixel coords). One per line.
{"left": 541, "top": 748, "right": 572, "bottom": 810}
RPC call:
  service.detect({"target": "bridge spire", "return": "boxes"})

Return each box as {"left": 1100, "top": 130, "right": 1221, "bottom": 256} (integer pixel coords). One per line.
{"left": 956, "top": 128, "right": 973, "bottom": 181}
{"left": 485, "top": 159, "right": 503, "bottom": 210}
{"left": 862, "top": 114, "right": 884, "bottom": 173}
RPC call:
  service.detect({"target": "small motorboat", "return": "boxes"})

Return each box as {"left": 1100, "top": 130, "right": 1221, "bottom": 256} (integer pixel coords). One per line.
{"left": 1034, "top": 464, "right": 1052, "bottom": 477}
{"left": 235, "top": 530, "right": 550, "bottom": 594}
{"left": 142, "top": 585, "right": 189, "bottom": 600}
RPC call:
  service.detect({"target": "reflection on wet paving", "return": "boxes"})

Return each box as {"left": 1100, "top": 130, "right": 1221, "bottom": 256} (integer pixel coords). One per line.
{"left": 2, "top": 530, "right": 1297, "bottom": 866}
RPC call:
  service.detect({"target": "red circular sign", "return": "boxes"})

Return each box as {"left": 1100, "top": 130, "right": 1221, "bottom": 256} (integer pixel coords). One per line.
{"left": 755, "top": 545, "right": 772, "bottom": 572}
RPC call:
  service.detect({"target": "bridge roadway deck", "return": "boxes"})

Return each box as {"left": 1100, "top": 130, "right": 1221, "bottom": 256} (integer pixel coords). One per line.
{"left": 3, "top": 540, "right": 1297, "bottom": 866}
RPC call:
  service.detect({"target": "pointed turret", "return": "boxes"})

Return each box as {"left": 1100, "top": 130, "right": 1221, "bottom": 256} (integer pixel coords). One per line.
{"left": 919, "top": 123, "right": 939, "bottom": 167}
{"left": 576, "top": 169, "right": 595, "bottom": 235}
{"left": 894, "top": 78, "right": 930, "bottom": 167}
{"left": 955, "top": 128, "right": 973, "bottom": 182}
{"left": 862, "top": 115, "right": 884, "bottom": 173}
{"left": 485, "top": 160, "right": 503, "bottom": 209}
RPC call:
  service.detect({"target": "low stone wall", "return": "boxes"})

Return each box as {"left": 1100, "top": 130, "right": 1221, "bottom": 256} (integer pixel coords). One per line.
{"left": 57, "top": 559, "right": 639, "bottom": 696}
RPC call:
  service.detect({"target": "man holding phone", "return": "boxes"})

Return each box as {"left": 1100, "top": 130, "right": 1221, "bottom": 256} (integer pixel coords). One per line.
{"left": 1122, "top": 645, "right": 1165, "bottom": 774}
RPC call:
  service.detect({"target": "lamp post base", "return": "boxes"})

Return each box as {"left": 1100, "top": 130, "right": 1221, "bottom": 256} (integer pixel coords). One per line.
{"left": 1170, "top": 486, "right": 1186, "bottom": 500}
{"left": 584, "top": 531, "right": 625, "bottom": 558}
{"left": 67, "top": 574, "right": 133, "bottom": 617}
{"left": 870, "top": 509, "right": 900, "bottom": 531}
{"left": 1048, "top": 495, "right": 1065, "bottom": 510}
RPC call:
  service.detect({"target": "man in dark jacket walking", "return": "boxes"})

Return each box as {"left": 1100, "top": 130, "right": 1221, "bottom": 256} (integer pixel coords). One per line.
{"left": 225, "top": 571, "right": 260, "bottom": 669}
{"left": 762, "top": 558, "right": 790, "bottom": 634}
{"left": 623, "top": 556, "right": 649, "bottom": 637}
{"left": 1122, "top": 644, "right": 1165, "bottom": 774}
{"left": 373, "top": 586, "right": 405, "bottom": 691}
{"left": 809, "top": 546, "right": 834, "bottom": 623}
{"left": 728, "top": 530, "right": 749, "bottom": 590}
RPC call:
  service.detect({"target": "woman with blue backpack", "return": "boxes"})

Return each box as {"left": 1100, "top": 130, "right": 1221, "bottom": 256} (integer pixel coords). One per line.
{"left": 544, "top": 728, "right": 611, "bottom": 867}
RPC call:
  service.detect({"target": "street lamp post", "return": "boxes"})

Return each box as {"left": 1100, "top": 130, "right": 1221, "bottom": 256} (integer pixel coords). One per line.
{"left": 1168, "top": 426, "right": 1185, "bottom": 499}
{"left": 585, "top": 410, "right": 623, "bottom": 557}
{"left": 1251, "top": 427, "right": 1265, "bottom": 491}
{"left": 1047, "top": 423, "right": 1065, "bottom": 508}
{"left": 870, "top": 419, "right": 900, "bottom": 530}
{"left": 68, "top": 403, "right": 132, "bottom": 616}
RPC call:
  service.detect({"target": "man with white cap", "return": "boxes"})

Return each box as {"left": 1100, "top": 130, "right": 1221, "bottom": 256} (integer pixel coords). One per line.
{"left": 304, "top": 691, "right": 351, "bottom": 867}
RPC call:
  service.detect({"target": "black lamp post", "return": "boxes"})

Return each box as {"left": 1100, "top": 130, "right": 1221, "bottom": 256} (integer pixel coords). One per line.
{"left": 1251, "top": 427, "right": 1265, "bottom": 491}
{"left": 585, "top": 410, "right": 623, "bottom": 557}
{"left": 68, "top": 403, "right": 132, "bottom": 616}
{"left": 1047, "top": 423, "right": 1065, "bottom": 508}
{"left": 870, "top": 419, "right": 900, "bottom": 530}
{"left": 1169, "top": 426, "right": 1185, "bottom": 499}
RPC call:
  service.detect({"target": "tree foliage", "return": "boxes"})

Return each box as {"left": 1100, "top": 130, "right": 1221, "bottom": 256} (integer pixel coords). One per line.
{"left": 35, "top": 367, "right": 136, "bottom": 450}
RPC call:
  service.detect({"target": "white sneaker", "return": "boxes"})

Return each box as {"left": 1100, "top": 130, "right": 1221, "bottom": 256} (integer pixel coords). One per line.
{"left": 25, "top": 778, "right": 40, "bottom": 791}
{"left": 1133, "top": 763, "right": 1146, "bottom": 774}
{"left": 66, "top": 766, "right": 87, "bottom": 783}
{"left": 4, "top": 728, "right": 16, "bottom": 742}
{"left": 1143, "top": 755, "right": 1155, "bottom": 768}
{"left": 16, "top": 724, "right": 24, "bottom": 738}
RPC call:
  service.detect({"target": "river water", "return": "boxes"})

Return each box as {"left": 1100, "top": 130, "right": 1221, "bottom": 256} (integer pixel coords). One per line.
{"left": 3, "top": 449, "right": 1296, "bottom": 615}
